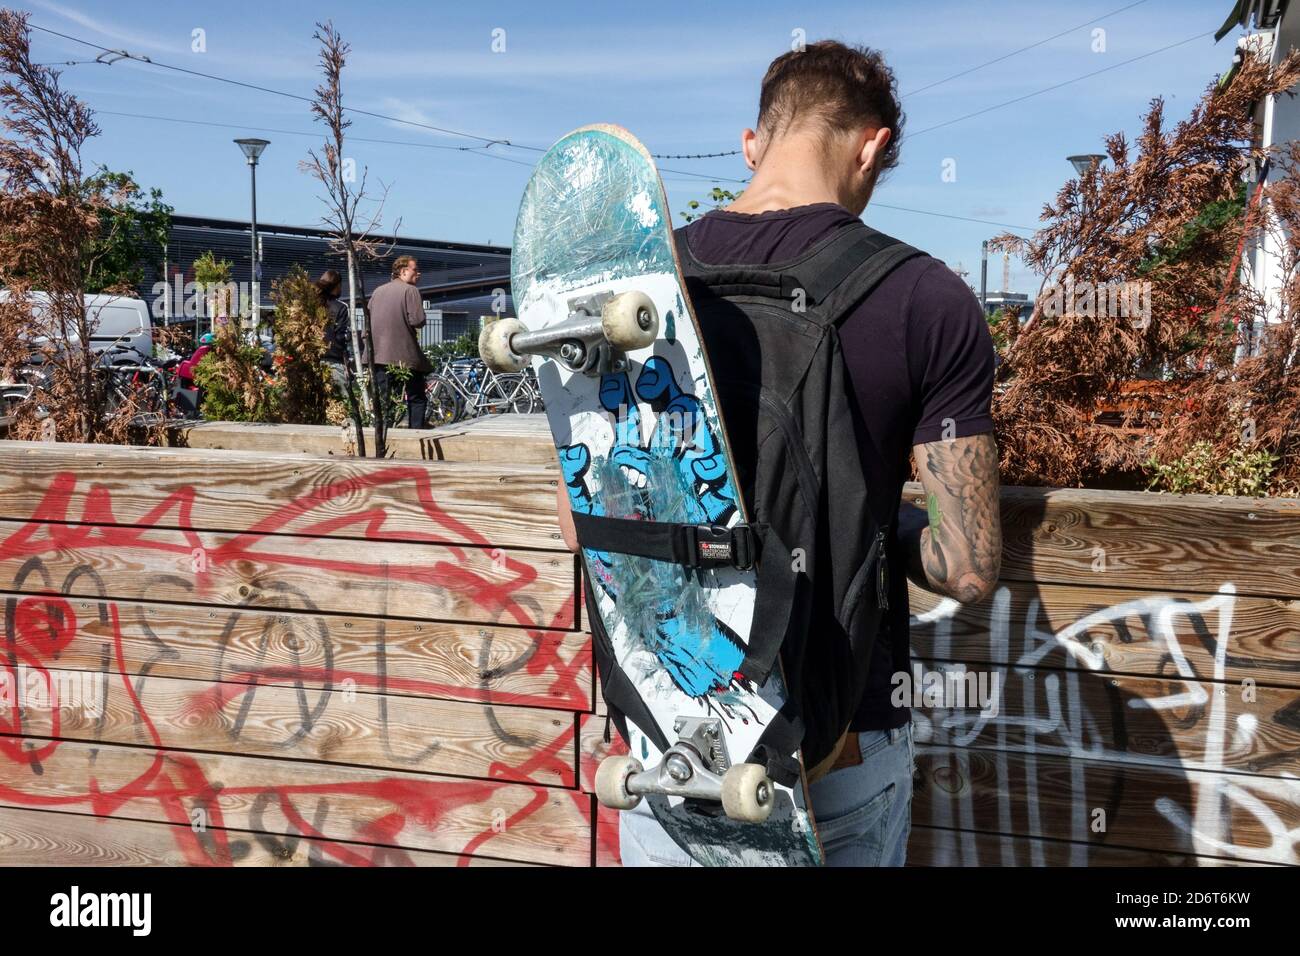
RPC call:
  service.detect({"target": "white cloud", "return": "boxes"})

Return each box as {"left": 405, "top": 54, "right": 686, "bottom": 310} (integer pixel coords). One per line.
{"left": 27, "top": 0, "right": 182, "bottom": 54}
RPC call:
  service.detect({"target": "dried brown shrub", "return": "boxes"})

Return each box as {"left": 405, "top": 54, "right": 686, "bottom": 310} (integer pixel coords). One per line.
{"left": 992, "top": 47, "right": 1300, "bottom": 492}
{"left": 0, "top": 8, "right": 167, "bottom": 445}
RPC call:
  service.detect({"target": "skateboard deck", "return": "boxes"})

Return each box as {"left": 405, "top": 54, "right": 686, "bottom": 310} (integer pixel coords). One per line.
{"left": 503, "top": 124, "right": 821, "bottom": 866}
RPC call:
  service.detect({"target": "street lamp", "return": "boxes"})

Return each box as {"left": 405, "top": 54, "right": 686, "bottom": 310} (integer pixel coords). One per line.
{"left": 234, "top": 138, "right": 270, "bottom": 331}
{"left": 980, "top": 239, "right": 989, "bottom": 311}
{"left": 1067, "top": 153, "right": 1106, "bottom": 177}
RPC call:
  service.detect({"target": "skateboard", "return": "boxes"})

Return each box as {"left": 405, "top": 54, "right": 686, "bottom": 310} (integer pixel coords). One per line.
{"left": 481, "top": 124, "right": 822, "bottom": 866}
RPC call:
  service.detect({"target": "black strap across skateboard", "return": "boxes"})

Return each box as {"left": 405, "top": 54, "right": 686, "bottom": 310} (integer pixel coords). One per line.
{"left": 570, "top": 512, "right": 761, "bottom": 570}
{"left": 571, "top": 511, "right": 793, "bottom": 686}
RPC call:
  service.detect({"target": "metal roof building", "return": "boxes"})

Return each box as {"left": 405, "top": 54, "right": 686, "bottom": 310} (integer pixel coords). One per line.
{"left": 141, "top": 214, "right": 512, "bottom": 343}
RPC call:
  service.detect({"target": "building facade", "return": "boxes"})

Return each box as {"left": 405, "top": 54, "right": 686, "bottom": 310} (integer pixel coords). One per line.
{"left": 1217, "top": 0, "right": 1296, "bottom": 356}
{"left": 141, "top": 214, "right": 513, "bottom": 346}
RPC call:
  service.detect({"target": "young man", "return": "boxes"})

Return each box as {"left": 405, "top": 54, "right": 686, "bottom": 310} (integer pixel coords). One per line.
{"left": 558, "top": 40, "right": 1002, "bottom": 866}
{"left": 365, "top": 255, "right": 431, "bottom": 427}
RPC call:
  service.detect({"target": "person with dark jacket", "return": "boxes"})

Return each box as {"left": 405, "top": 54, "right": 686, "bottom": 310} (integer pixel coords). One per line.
{"left": 317, "top": 270, "right": 362, "bottom": 431}
{"left": 364, "top": 255, "right": 431, "bottom": 427}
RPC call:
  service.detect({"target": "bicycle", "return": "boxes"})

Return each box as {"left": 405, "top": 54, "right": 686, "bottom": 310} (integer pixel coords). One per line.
{"left": 94, "top": 331, "right": 183, "bottom": 426}
{"left": 422, "top": 356, "right": 540, "bottom": 426}
{"left": 2, "top": 331, "right": 185, "bottom": 431}
{"left": 0, "top": 358, "right": 52, "bottom": 429}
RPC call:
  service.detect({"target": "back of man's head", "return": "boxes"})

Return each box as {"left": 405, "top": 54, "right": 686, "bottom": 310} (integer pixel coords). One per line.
{"left": 757, "top": 40, "right": 903, "bottom": 176}
{"left": 391, "top": 255, "right": 416, "bottom": 280}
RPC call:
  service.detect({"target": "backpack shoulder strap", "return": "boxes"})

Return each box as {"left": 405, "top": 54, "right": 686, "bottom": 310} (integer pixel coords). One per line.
{"left": 674, "top": 219, "right": 927, "bottom": 320}
{"left": 802, "top": 225, "right": 929, "bottom": 322}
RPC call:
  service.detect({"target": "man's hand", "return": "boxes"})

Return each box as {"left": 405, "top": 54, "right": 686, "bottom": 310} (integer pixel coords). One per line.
{"left": 900, "top": 433, "right": 1001, "bottom": 604}
{"left": 557, "top": 480, "right": 579, "bottom": 552}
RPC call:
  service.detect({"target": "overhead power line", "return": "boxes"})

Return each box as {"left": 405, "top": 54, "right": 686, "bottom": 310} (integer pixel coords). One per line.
{"left": 652, "top": 0, "right": 1152, "bottom": 158}
{"left": 93, "top": 110, "right": 746, "bottom": 184}
{"left": 30, "top": 21, "right": 750, "bottom": 183}
{"left": 903, "top": 0, "right": 1151, "bottom": 97}
{"left": 909, "top": 29, "right": 1214, "bottom": 137}
{"left": 32, "top": 17, "right": 1197, "bottom": 235}
{"left": 96, "top": 109, "right": 1032, "bottom": 229}
{"left": 28, "top": 21, "right": 534, "bottom": 151}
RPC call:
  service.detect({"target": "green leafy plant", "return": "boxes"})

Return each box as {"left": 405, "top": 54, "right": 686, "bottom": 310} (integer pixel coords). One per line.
{"left": 81, "top": 167, "right": 172, "bottom": 295}
{"left": 1145, "top": 441, "right": 1276, "bottom": 497}
{"left": 681, "top": 187, "right": 743, "bottom": 223}
{"left": 423, "top": 331, "right": 477, "bottom": 367}
{"left": 193, "top": 335, "right": 279, "bottom": 422}
{"left": 192, "top": 250, "right": 236, "bottom": 328}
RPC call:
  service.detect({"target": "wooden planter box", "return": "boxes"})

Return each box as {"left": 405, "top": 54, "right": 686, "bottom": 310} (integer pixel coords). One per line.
{"left": 0, "top": 421, "right": 1296, "bottom": 866}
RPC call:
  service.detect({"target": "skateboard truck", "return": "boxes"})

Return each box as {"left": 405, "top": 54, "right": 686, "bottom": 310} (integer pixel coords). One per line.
{"left": 479, "top": 291, "right": 659, "bottom": 376}
{"left": 595, "top": 717, "right": 776, "bottom": 824}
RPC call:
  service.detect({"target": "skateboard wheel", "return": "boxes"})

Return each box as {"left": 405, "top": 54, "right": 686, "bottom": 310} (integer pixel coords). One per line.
{"left": 721, "top": 763, "right": 774, "bottom": 824}
{"left": 595, "top": 755, "right": 643, "bottom": 811}
{"left": 479, "top": 318, "right": 529, "bottom": 372}
{"left": 601, "top": 291, "right": 658, "bottom": 351}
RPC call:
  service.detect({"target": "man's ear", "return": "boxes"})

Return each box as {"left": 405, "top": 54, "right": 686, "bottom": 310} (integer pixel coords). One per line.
{"left": 740, "top": 128, "right": 761, "bottom": 171}
{"left": 858, "top": 126, "right": 892, "bottom": 176}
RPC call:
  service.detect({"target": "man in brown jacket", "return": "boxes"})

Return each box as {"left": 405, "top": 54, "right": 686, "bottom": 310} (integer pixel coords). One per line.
{"left": 366, "top": 255, "right": 431, "bottom": 427}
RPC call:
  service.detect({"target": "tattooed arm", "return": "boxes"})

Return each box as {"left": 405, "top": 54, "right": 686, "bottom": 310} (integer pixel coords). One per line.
{"left": 900, "top": 433, "right": 1002, "bottom": 604}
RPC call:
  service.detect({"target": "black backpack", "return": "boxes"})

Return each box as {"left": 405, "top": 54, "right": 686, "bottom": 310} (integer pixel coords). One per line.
{"left": 582, "top": 219, "right": 925, "bottom": 785}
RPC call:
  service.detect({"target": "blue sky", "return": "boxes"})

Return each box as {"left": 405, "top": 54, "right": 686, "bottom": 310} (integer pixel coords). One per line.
{"left": 16, "top": 0, "right": 1241, "bottom": 292}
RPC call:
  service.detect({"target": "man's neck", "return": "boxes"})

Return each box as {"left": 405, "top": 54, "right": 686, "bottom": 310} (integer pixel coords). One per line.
{"left": 724, "top": 137, "right": 869, "bottom": 216}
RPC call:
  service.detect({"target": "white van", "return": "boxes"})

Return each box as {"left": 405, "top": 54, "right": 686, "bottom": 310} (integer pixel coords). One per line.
{"left": 0, "top": 291, "right": 153, "bottom": 358}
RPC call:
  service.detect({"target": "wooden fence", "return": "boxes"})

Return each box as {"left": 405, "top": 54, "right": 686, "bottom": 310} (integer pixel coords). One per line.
{"left": 0, "top": 419, "right": 1297, "bottom": 866}
{"left": 904, "top": 485, "right": 1300, "bottom": 867}
{"left": 0, "top": 428, "right": 595, "bottom": 866}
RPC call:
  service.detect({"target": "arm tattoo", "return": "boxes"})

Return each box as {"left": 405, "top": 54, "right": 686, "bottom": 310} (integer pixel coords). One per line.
{"left": 926, "top": 492, "right": 943, "bottom": 542}
{"left": 914, "top": 434, "right": 1002, "bottom": 603}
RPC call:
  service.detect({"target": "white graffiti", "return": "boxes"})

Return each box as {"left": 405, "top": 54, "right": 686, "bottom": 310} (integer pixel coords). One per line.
{"left": 912, "top": 583, "right": 1300, "bottom": 866}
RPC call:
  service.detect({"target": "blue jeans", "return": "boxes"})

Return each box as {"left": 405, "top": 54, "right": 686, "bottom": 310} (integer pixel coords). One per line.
{"left": 619, "top": 720, "right": 915, "bottom": 867}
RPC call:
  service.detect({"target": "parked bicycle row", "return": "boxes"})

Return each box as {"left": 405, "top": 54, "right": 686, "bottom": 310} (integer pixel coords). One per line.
{"left": 1, "top": 329, "right": 543, "bottom": 435}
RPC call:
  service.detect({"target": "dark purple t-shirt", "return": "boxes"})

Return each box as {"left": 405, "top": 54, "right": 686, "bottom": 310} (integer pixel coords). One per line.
{"left": 681, "top": 202, "right": 995, "bottom": 730}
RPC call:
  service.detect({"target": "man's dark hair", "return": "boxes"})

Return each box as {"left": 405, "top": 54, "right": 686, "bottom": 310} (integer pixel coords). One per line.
{"left": 757, "top": 40, "right": 904, "bottom": 174}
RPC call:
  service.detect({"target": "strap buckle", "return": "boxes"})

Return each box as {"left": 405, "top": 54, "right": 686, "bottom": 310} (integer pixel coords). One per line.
{"left": 683, "top": 524, "right": 758, "bottom": 571}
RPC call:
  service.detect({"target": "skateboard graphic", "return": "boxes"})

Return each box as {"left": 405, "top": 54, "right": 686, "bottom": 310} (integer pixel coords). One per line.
{"left": 482, "top": 125, "right": 822, "bottom": 865}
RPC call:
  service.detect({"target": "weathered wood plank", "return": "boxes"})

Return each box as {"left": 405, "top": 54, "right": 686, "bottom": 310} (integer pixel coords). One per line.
{"left": 578, "top": 713, "right": 626, "bottom": 866}
{"left": 3, "top": 590, "right": 591, "bottom": 712}
{"left": 913, "top": 745, "right": 1300, "bottom": 865}
{"left": 0, "top": 804, "right": 530, "bottom": 866}
{"left": 0, "top": 520, "right": 578, "bottom": 630}
{"left": 903, "top": 482, "right": 1300, "bottom": 598}
{"left": 906, "top": 825, "right": 1270, "bottom": 867}
{"left": 177, "top": 416, "right": 554, "bottom": 463}
{"left": 909, "top": 580, "right": 1300, "bottom": 689}
{"left": 907, "top": 659, "right": 1300, "bottom": 777}
{"left": 0, "top": 738, "right": 584, "bottom": 864}
{"left": 7, "top": 666, "right": 576, "bottom": 786}
{"left": 0, "top": 441, "right": 564, "bottom": 549}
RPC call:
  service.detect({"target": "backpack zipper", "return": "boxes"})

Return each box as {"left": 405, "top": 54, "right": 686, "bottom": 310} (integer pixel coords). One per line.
{"left": 844, "top": 525, "right": 890, "bottom": 619}
{"left": 875, "top": 528, "right": 889, "bottom": 610}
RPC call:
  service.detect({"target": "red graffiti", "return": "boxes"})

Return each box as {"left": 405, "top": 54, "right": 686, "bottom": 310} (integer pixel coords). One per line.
{"left": 0, "top": 465, "right": 601, "bottom": 866}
